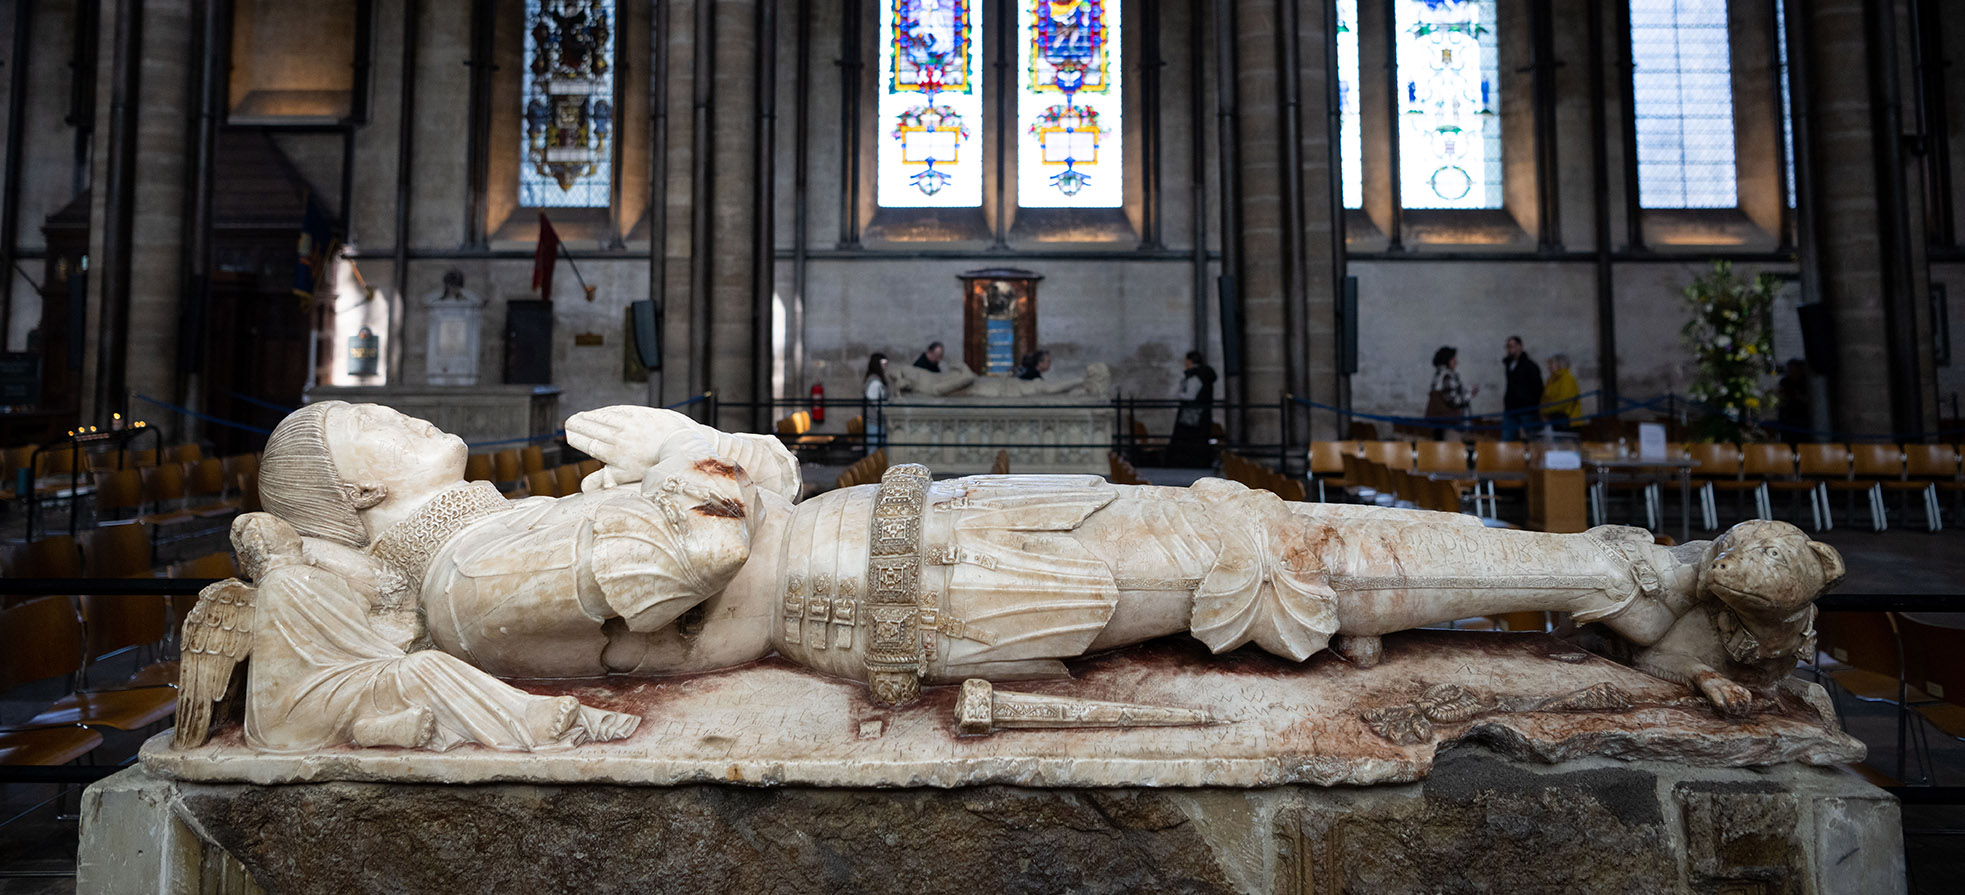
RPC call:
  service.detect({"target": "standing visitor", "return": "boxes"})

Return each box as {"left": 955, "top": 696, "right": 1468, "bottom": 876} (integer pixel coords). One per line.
{"left": 863, "top": 353, "right": 890, "bottom": 450}
{"left": 1501, "top": 336, "right": 1544, "bottom": 441}
{"left": 1170, "top": 351, "right": 1219, "bottom": 466}
{"left": 1540, "top": 354, "right": 1581, "bottom": 433}
{"left": 1424, "top": 346, "right": 1477, "bottom": 441}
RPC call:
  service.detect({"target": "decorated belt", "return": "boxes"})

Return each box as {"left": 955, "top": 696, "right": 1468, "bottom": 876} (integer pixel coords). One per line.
{"left": 864, "top": 463, "right": 931, "bottom": 704}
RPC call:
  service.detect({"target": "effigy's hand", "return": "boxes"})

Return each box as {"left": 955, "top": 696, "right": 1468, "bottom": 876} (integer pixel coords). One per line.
{"left": 567, "top": 407, "right": 706, "bottom": 490}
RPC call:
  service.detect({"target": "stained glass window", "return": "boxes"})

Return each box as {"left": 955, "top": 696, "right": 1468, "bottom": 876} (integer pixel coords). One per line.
{"left": 878, "top": 1, "right": 984, "bottom": 208}
{"left": 1631, "top": 0, "right": 1736, "bottom": 209}
{"left": 521, "top": 0, "right": 616, "bottom": 208}
{"left": 1775, "top": 0, "right": 1796, "bottom": 208}
{"left": 1336, "top": 0, "right": 1362, "bottom": 209}
{"left": 1016, "top": 1, "right": 1123, "bottom": 208}
{"left": 1396, "top": 0, "right": 1500, "bottom": 209}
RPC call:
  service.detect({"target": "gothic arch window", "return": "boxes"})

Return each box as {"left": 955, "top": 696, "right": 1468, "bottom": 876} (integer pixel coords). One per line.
{"left": 1630, "top": 0, "right": 1736, "bottom": 209}
{"left": 873, "top": 1, "right": 1126, "bottom": 213}
{"left": 877, "top": 1, "right": 985, "bottom": 207}
{"left": 1395, "top": 0, "right": 1502, "bottom": 210}
{"left": 1336, "top": 0, "right": 1363, "bottom": 210}
{"left": 1016, "top": 1, "right": 1124, "bottom": 208}
{"left": 520, "top": 0, "right": 617, "bottom": 208}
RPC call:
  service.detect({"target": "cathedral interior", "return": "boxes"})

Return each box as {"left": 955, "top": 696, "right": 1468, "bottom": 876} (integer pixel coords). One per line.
{"left": 3, "top": 1, "right": 1965, "bottom": 891}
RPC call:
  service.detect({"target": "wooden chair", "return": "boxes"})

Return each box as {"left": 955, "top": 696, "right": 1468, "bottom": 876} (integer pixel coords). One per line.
{"left": 236, "top": 470, "right": 263, "bottom": 513}
{"left": 1898, "top": 615, "right": 1965, "bottom": 783}
{"left": 525, "top": 469, "right": 559, "bottom": 498}
{"left": 492, "top": 449, "right": 523, "bottom": 489}
{"left": 1306, "top": 441, "right": 1356, "bottom": 502}
{"left": 82, "top": 522, "right": 156, "bottom": 579}
{"left": 17, "top": 534, "right": 83, "bottom": 578}
{"left": 79, "top": 592, "right": 175, "bottom": 689}
{"left": 554, "top": 464, "right": 584, "bottom": 497}
{"left": 1685, "top": 443, "right": 1745, "bottom": 530}
{"left": 93, "top": 468, "right": 144, "bottom": 522}
{"left": 137, "top": 462, "right": 200, "bottom": 530}
{"left": 520, "top": 444, "right": 547, "bottom": 475}
{"left": 577, "top": 458, "right": 603, "bottom": 478}
{"left": 5, "top": 596, "right": 177, "bottom": 733}
{"left": 1734, "top": 443, "right": 1804, "bottom": 526}
{"left": 221, "top": 452, "right": 260, "bottom": 485}
{"left": 166, "top": 443, "right": 204, "bottom": 464}
{"left": 1813, "top": 444, "right": 1900, "bottom": 532}
{"left": 0, "top": 601, "right": 106, "bottom": 765}
{"left": 775, "top": 410, "right": 835, "bottom": 456}
{"left": 1885, "top": 443, "right": 1964, "bottom": 532}
{"left": 1473, "top": 440, "right": 1528, "bottom": 519}
{"left": 1361, "top": 440, "right": 1415, "bottom": 473}
{"left": 990, "top": 450, "right": 1011, "bottom": 475}
{"left": 185, "top": 458, "right": 239, "bottom": 518}
{"left": 463, "top": 454, "right": 495, "bottom": 483}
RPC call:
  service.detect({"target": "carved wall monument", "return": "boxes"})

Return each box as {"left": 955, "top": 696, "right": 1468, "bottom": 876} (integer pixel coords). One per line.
{"left": 161, "top": 403, "right": 1858, "bottom": 782}
{"left": 421, "top": 269, "right": 485, "bottom": 386}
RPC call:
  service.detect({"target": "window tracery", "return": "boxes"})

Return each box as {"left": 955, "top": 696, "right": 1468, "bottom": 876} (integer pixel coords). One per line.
{"left": 521, "top": 0, "right": 616, "bottom": 209}
{"left": 1630, "top": 0, "right": 1736, "bottom": 209}
{"left": 878, "top": 0, "right": 985, "bottom": 208}
{"left": 1395, "top": 0, "right": 1501, "bottom": 210}
{"left": 1016, "top": 0, "right": 1123, "bottom": 208}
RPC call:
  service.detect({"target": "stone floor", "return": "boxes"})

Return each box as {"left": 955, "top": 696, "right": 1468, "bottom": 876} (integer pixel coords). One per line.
{"left": 4, "top": 463, "right": 1964, "bottom": 890}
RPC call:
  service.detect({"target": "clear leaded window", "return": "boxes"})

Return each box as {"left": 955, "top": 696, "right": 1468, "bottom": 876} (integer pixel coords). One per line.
{"left": 1395, "top": 0, "right": 1500, "bottom": 209}
{"left": 878, "top": 0, "right": 984, "bottom": 208}
{"left": 1631, "top": 0, "right": 1736, "bottom": 209}
{"left": 1016, "top": 0, "right": 1123, "bottom": 208}
{"left": 1775, "top": 0, "right": 1796, "bottom": 208}
{"left": 1336, "top": 0, "right": 1362, "bottom": 210}
{"left": 521, "top": 0, "right": 616, "bottom": 208}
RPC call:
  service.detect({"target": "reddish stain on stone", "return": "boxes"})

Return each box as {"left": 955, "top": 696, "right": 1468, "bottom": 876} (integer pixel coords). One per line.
{"left": 692, "top": 498, "right": 746, "bottom": 519}
{"left": 694, "top": 458, "right": 740, "bottom": 479}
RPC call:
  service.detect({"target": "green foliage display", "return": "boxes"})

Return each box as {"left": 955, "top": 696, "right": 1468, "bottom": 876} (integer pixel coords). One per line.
{"left": 1680, "top": 260, "right": 1778, "bottom": 442}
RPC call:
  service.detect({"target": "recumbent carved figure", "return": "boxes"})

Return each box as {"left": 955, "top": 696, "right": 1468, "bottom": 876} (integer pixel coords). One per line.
{"left": 175, "top": 403, "right": 1842, "bottom": 752}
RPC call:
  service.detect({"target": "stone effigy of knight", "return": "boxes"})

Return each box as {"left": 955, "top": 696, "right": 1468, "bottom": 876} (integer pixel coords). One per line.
{"left": 174, "top": 403, "right": 1843, "bottom": 754}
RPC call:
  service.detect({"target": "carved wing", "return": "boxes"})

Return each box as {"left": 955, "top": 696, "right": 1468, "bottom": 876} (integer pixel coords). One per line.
{"left": 171, "top": 579, "right": 256, "bottom": 749}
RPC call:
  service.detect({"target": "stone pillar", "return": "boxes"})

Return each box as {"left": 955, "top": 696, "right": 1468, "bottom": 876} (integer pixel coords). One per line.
{"left": 1797, "top": 0, "right": 1929, "bottom": 437}
{"left": 83, "top": 0, "right": 193, "bottom": 425}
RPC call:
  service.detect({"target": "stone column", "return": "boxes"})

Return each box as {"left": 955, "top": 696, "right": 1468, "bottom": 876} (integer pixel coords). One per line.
{"left": 1797, "top": 0, "right": 1931, "bottom": 436}
{"left": 84, "top": 0, "right": 194, "bottom": 425}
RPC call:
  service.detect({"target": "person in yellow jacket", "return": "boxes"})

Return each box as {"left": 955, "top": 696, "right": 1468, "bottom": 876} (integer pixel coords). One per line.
{"left": 1541, "top": 353, "right": 1581, "bottom": 432}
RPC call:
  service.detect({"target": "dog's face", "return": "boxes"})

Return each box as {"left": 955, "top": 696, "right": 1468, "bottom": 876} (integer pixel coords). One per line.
{"left": 1703, "top": 520, "right": 1844, "bottom": 665}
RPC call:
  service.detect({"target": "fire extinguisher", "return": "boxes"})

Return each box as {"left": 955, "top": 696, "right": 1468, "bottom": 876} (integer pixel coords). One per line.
{"left": 810, "top": 382, "right": 826, "bottom": 424}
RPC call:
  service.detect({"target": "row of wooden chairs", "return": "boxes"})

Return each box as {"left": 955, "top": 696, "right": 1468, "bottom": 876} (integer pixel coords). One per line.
{"left": 1311, "top": 440, "right": 1525, "bottom": 514}
{"left": 461, "top": 444, "right": 553, "bottom": 489}
{"left": 1220, "top": 451, "right": 1306, "bottom": 502}
{"left": 1814, "top": 612, "right": 1965, "bottom": 784}
{"left": 834, "top": 450, "right": 889, "bottom": 491}
{"left": 1676, "top": 442, "right": 1965, "bottom": 532}
{"left": 512, "top": 461, "right": 605, "bottom": 499}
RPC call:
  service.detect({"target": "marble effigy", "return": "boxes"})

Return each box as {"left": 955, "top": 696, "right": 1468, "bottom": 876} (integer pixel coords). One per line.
{"left": 880, "top": 360, "right": 1113, "bottom": 473}
{"left": 159, "top": 402, "right": 1858, "bottom": 780}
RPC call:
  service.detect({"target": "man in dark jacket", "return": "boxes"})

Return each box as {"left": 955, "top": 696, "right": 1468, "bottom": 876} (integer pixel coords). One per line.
{"left": 913, "top": 341, "right": 944, "bottom": 373}
{"left": 1501, "top": 336, "right": 1544, "bottom": 442}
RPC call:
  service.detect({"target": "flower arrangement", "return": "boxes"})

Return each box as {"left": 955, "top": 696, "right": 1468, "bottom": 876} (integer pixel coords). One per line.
{"left": 1680, "top": 260, "right": 1778, "bottom": 442}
